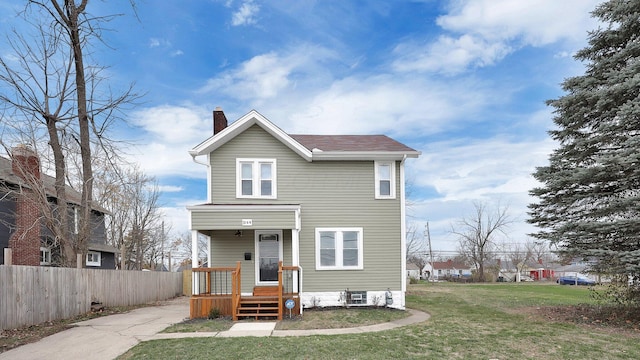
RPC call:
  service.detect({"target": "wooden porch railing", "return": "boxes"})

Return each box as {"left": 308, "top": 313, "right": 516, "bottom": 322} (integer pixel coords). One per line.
{"left": 192, "top": 264, "right": 237, "bottom": 295}
{"left": 191, "top": 261, "right": 301, "bottom": 320}
{"left": 231, "top": 261, "right": 241, "bottom": 321}
{"left": 279, "top": 261, "right": 302, "bottom": 319}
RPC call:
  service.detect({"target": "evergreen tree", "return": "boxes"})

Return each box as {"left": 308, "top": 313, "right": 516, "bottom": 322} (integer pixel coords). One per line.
{"left": 529, "top": 0, "right": 640, "bottom": 283}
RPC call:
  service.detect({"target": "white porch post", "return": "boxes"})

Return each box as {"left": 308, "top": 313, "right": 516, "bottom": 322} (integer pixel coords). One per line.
{"left": 191, "top": 230, "right": 199, "bottom": 268}
{"left": 292, "top": 208, "right": 301, "bottom": 293}
{"left": 191, "top": 229, "right": 199, "bottom": 296}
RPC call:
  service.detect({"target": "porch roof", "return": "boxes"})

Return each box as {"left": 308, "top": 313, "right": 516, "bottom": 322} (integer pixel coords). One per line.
{"left": 187, "top": 204, "right": 301, "bottom": 231}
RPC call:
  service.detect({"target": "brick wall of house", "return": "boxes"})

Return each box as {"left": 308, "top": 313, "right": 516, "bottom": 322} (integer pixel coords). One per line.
{"left": 10, "top": 194, "right": 40, "bottom": 265}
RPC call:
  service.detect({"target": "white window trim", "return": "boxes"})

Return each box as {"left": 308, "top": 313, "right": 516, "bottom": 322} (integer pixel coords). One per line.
{"left": 40, "top": 247, "right": 51, "bottom": 265}
{"left": 236, "top": 158, "right": 277, "bottom": 199}
{"left": 254, "top": 230, "right": 283, "bottom": 285}
{"left": 374, "top": 161, "right": 396, "bottom": 199}
{"left": 86, "top": 251, "right": 101, "bottom": 267}
{"left": 315, "top": 227, "right": 364, "bottom": 270}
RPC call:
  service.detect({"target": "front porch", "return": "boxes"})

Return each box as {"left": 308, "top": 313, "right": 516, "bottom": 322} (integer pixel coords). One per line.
{"left": 190, "top": 261, "right": 301, "bottom": 320}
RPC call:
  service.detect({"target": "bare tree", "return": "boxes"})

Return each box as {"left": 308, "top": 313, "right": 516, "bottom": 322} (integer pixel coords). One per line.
{"left": 0, "top": 2, "right": 139, "bottom": 266}
{"left": 505, "top": 241, "right": 533, "bottom": 282}
{"left": 406, "top": 222, "right": 426, "bottom": 267}
{"left": 93, "top": 164, "right": 163, "bottom": 270}
{"left": 170, "top": 231, "right": 209, "bottom": 269}
{"left": 530, "top": 240, "right": 555, "bottom": 265}
{"left": 452, "top": 201, "right": 514, "bottom": 282}
{"left": 0, "top": 17, "right": 76, "bottom": 264}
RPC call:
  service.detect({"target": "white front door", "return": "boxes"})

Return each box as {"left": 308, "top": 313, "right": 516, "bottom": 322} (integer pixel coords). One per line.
{"left": 255, "top": 230, "right": 283, "bottom": 285}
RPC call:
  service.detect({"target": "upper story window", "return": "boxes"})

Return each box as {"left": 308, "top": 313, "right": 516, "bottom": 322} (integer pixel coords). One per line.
{"left": 315, "top": 227, "right": 364, "bottom": 270}
{"left": 374, "top": 161, "right": 396, "bottom": 199}
{"left": 236, "top": 159, "right": 277, "bottom": 199}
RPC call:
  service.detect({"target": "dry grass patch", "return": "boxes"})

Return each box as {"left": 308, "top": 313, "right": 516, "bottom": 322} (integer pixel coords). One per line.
{"left": 275, "top": 306, "right": 409, "bottom": 330}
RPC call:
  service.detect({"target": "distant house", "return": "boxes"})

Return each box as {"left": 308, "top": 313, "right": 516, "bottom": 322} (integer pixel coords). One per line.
{"left": 187, "top": 108, "right": 420, "bottom": 319}
{"left": 423, "top": 260, "right": 473, "bottom": 280}
{"left": 407, "top": 263, "right": 421, "bottom": 280}
{"left": 0, "top": 146, "right": 117, "bottom": 269}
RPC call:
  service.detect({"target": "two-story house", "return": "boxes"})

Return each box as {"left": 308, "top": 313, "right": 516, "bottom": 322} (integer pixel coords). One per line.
{"left": 187, "top": 108, "right": 420, "bottom": 319}
{"left": 0, "top": 145, "right": 117, "bottom": 269}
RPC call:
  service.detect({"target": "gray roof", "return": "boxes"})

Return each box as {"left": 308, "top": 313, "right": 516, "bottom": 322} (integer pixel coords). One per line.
{"left": 289, "top": 134, "right": 418, "bottom": 153}
{"left": 0, "top": 156, "right": 108, "bottom": 214}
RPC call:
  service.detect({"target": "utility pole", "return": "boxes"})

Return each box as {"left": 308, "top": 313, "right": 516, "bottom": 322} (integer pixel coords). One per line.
{"left": 161, "top": 221, "right": 165, "bottom": 270}
{"left": 426, "top": 222, "right": 434, "bottom": 282}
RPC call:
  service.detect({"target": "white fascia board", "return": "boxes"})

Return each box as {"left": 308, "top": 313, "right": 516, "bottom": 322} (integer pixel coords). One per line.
{"left": 186, "top": 204, "right": 301, "bottom": 212}
{"left": 189, "top": 110, "right": 313, "bottom": 161}
{"left": 311, "top": 150, "right": 421, "bottom": 161}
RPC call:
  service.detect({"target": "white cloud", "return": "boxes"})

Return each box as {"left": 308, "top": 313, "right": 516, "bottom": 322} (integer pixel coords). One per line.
{"left": 282, "top": 75, "right": 489, "bottom": 137}
{"left": 158, "top": 185, "right": 184, "bottom": 193}
{"left": 127, "top": 105, "right": 212, "bottom": 178}
{"left": 437, "top": 0, "right": 600, "bottom": 45}
{"left": 393, "top": 0, "right": 600, "bottom": 75}
{"left": 171, "top": 50, "right": 184, "bottom": 57}
{"left": 413, "top": 137, "right": 554, "bottom": 201}
{"left": 231, "top": 0, "right": 260, "bottom": 26}
{"left": 197, "top": 45, "right": 337, "bottom": 103}
{"left": 393, "top": 34, "right": 511, "bottom": 74}
{"left": 404, "top": 135, "right": 556, "bottom": 251}
{"left": 149, "top": 38, "right": 161, "bottom": 48}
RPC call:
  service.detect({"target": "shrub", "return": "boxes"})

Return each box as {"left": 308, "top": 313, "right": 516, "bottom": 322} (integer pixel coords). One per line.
{"left": 208, "top": 307, "right": 221, "bottom": 319}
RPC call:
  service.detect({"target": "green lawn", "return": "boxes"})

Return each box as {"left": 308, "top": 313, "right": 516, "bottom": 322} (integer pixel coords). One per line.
{"left": 118, "top": 283, "right": 640, "bottom": 360}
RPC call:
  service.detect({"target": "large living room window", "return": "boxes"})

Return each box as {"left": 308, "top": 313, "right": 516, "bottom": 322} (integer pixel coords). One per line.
{"left": 236, "top": 159, "right": 277, "bottom": 199}
{"left": 315, "top": 227, "right": 363, "bottom": 270}
{"left": 374, "top": 161, "right": 396, "bottom": 199}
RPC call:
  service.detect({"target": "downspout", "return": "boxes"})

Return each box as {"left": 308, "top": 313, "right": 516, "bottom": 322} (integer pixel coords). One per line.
{"left": 399, "top": 154, "right": 408, "bottom": 309}
{"left": 190, "top": 153, "right": 212, "bottom": 203}
{"left": 189, "top": 152, "right": 211, "bottom": 280}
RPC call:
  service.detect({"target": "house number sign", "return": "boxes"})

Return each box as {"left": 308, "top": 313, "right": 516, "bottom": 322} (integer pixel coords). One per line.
{"left": 242, "top": 219, "right": 252, "bottom": 226}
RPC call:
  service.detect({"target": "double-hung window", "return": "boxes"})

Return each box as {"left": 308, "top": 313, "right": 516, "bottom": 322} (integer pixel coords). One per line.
{"left": 315, "top": 227, "right": 363, "bottom": 270}
{"left": 236, "top": 159, "right": 277, "bottom": 199}
{"left": 374, "top": 161, "right": 396, "bottom": 199}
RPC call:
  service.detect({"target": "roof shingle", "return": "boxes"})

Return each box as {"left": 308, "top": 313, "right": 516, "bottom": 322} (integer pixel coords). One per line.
{"left": 289, "top": 134, "right": 417, "bottom": 152}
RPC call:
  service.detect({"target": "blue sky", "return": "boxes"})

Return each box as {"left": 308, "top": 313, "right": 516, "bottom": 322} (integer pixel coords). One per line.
{"left": 0, "top": 1, "right": 602, "bottom": 255}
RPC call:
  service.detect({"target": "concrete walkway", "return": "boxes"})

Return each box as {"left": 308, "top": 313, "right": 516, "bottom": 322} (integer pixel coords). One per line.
{"left": 0, "top": 297, "right": 430, "bottom": 360}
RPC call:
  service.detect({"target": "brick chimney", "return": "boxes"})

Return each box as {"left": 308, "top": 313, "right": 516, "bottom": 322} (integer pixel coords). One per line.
{"left": 9, "top": 145, "right": 41, "bottom": 266}
{"left": 12, "top": 144, "right": 41, "bottom": 182}
{"left": 213, "top": 107, "right": 228, "bottom": 135}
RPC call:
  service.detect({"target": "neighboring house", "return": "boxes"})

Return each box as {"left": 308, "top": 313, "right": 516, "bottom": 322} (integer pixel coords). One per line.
{"left": 407, "top": 263, "right": 421, "bottom": 280}
{"left": 424, "top": 260, "right": 473, "bottom": 280}
{"left": 187, "top": 108, "right": 420, "bottom": 319}
{"left": 0, "top": 146, "right": 117, "bottom": 269}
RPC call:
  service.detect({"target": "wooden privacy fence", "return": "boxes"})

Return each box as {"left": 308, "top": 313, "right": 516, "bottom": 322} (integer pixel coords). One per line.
{"left": 0, "top": 265, "right": 183, "bottom": 330}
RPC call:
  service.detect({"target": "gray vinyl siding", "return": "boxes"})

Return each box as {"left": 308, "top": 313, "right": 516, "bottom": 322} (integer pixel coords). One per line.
{"left": 205, "top": 125, "right": 404, "bottom": 292}
{"left": 209, "top": 229, "right": 256, "bottom": 293}
{"left": 208, "top": 229, "right": 293, "bottom": 294}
